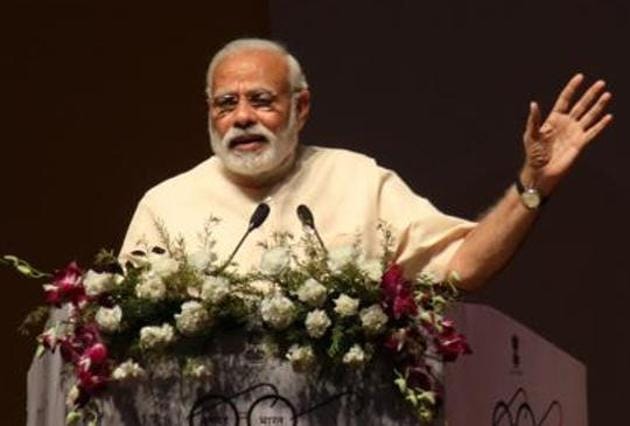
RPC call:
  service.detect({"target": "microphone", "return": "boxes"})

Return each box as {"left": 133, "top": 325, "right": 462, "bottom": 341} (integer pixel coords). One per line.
{"left": 296, "top": 204, "right": 327, "bottom": 253}
{"left": 248, "top": 202, "right": 271, "bottom": 231}
{"left": 215, "top": 203, "right": 270, "bottom": 273}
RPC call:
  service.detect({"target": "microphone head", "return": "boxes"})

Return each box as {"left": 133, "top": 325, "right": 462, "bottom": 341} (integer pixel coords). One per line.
{"left": 249, "top": 203, "right": 270, "bottom": 230}
{"left": 296, "top": 204, "right": 315, "bottom": 228}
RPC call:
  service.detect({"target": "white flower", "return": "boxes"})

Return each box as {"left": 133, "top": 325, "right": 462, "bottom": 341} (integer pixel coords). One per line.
{"left": 327, "top": 245, "right": 355, "bottom": 272}
{"left": 188, "top": 250, "right": 217, "bottom": 272}
{"left": 260, "top": 294, "right": 296, "bottom": 329}
{"left": 286, "top": 344, "right": 316, "bottom": 372}
{"left": 140, "top": 323, "right": 175, "bottom": 349}
{"left": 359, "top": 257, "right": 383, "bottom": 282}
{"left": 112, "top": 359, "right": 145, "bottom": 381}
{"left": 305, "top": 309, "right": 332, "bottom": 338}
{"left": 296, "top": 278, "right": 328, "bottom": 307}
{"left": 95, "top": 305, "right": 122, "bottom": 333}
{"left": 175, "top": 301, "right": 211, "bottom": 336}
{"left": 200, "top": 276, "right": 230, "bottom": 303}
{"left": 334, "top": 294, "right": 359, "bottom": 317}
{"left": 135, "top": 273, "right": 167, "bottom": 301}
{"left": 260, "top": 246, "right": 290, "bottom": 274}
{"left": 342, "top": 344, "right": 367, "bottom": 368}
{"left": 183, "top": 357, "right": 214, "bottom": 379}
{"left": 147, "top": 253, "right": 179, "bottom": 277}
{"left": 359, "top": 304, "right": 388, "bottom": 335}
{"left": 83, "top": 270, "right": 117, "bottom": 296}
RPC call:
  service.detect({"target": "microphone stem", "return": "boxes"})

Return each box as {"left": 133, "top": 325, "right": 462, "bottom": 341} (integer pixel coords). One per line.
{"left": 216, "top": 226, "right": 251, "bottom": 274}
{"left": 312, "top": 228, "right": 328, "bottom": 254}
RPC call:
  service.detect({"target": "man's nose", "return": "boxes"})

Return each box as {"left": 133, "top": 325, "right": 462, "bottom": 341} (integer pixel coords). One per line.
{"left": 233, "top": 100, "right": 257, "bottom": 129}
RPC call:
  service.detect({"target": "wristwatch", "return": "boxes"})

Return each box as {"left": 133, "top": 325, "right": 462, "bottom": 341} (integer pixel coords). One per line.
{"left": 515, "top": 178, "right": 546, "bottom": 209}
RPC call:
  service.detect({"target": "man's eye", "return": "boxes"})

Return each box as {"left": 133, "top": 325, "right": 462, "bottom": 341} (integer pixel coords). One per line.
{"left": 249, "top": 93, "right": 274, "bottom": 108}
{"left": 213, "top": 95, "right": 238, "bottom": 111}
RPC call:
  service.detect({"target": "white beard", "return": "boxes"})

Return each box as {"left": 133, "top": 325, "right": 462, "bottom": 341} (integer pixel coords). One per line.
{"left": 209, "top": 106, "right": 299, "bottom": 178}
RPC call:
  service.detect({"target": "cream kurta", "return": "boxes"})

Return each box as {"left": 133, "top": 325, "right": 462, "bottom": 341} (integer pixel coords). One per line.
{"left": 120, "top": 145, "right": 475, "bottom": 278}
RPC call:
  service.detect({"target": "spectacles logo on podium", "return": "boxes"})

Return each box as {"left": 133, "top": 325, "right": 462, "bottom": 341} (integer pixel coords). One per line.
{"left": 188, "top": 382, "right": 359, "bottom": 426}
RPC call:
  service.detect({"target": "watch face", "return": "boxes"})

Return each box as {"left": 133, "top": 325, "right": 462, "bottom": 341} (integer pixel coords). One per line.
{"left": 522, "top": 189, "right": 541, "bottom": 209}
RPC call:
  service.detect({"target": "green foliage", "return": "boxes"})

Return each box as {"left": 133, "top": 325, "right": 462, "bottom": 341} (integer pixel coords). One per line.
{"left": 327, "top": 323, "right": 347, "bottom": 359}
{"left": 93, "top": 249, "right": 118, "bottom": 267}
{"left": 18, "top": 305, "right": 50, "bottom": 336}
{"left": 1, "top": 255, "right": 50, "bottom": 278}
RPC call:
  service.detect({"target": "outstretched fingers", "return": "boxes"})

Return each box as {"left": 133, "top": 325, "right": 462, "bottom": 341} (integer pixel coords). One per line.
{"left": 584, "top": 113, "right": 613, "bottom": 143}
{"left": 551, "top": 73, "right": 584, "bottom": 113}
{"left": 569, "top": 80, "right": 606, "bottom": 119}
{"left": 580, "top": 91, "right": 613, "bottom": 129}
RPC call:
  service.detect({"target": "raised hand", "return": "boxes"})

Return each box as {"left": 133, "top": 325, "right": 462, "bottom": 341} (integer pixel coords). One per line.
{"left": 521, "top": 73, "right": 613, "bottom": 194}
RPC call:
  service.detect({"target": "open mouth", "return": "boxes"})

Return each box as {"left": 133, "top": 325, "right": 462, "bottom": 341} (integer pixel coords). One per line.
{"left": 229, "top": 134, "right": 268, "bottom": 152}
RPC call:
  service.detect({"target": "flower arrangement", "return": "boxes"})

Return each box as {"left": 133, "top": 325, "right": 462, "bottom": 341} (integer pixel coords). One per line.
{"left": 4, "top": 220, "right": 471, "bottom": 425}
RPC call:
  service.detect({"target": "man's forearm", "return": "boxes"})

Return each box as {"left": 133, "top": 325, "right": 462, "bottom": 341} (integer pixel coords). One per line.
{"left": 446, "top": 182, "right": 539, "bottom": 291}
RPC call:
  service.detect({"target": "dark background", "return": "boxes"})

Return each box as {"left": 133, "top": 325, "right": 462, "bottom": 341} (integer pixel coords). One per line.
{"left": 1, "top": 1, "right": 628, "bottom": 424}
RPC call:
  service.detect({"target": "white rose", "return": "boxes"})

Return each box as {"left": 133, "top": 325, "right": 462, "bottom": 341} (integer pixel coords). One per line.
{"left": 334, "top": 294, "right": 359, "bottom": 317}
{"left": 175, "top": 301, "right": 211, "bottom": 336}
{"left": 296, "top": 278, "right": 327, "bottom": 307}
{"left": 305, "top": 309, "right": 332, "bottom": 339}
{"left": 140, "top": 323, "right": 175, "bottom": 349}
{"left": 112, "top": 359, "right": 145, "bottom": 381}
{"left": 359, "top": 304, "right": 388, "bottom": 335}
{"left": 342, "top": 344, "right": 367, "bottom": 368}
{"left": 327, "top": 245, "right": 355, "bottom": 272}
{"left": 286, "top": 344, "right": 315, "bottom": 372}
{"left": 200, "top": 276, "right": 230, "bottom": 303}
{"left": 83, "top": 270, "right": 117, "bottom": 297}
{"left": 135, "top": 273, "right": 167, "bottom": 301}
{"left": 188, "top": 250, "right": 217, "bottom": 272}
{"left": 260, "top": 246, "right": 290, "bottom": 274}
{"left": 260, "top": 294, "right": 296, "bottom": 330}
{"left": 183, "top": 357, "right": 214, "bottom": 379}
{"left": 95, "top": 305, "right": 122, "bottom": 333}
{"left": 148, "top": 253, "right": 179, "bottom": 277}
{"left": 359, "top": 258, "right": 383, "bottom": 282}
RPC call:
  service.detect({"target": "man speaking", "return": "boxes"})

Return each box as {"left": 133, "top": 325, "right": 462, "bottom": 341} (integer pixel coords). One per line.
{"left": 121, "top": 38, "right": 612, "bottom": 292}
{"left": 100, "top": 37, "right": 614, "bottom": 425}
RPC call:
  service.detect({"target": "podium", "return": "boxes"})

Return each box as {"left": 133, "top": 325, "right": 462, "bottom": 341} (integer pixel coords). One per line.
{"left": 27, "top": 304, "right": 587, "bottom": 425}
{"left": 444, "top": 303, "right": 587, "bottom": 425}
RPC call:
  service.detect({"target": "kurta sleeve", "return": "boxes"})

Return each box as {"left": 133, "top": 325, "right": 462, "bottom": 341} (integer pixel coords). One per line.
{"left": 376, "top": 169, "right": 476, "bottom": 279}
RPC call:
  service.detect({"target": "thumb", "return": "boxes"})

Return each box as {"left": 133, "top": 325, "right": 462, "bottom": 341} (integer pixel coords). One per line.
{"left": 524, "top": 101, "right": 542, "bottom": 143}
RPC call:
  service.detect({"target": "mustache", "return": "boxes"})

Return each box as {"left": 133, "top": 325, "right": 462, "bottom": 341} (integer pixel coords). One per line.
{"left": 223, "top": 124, "right": 277, "bottom": 149}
